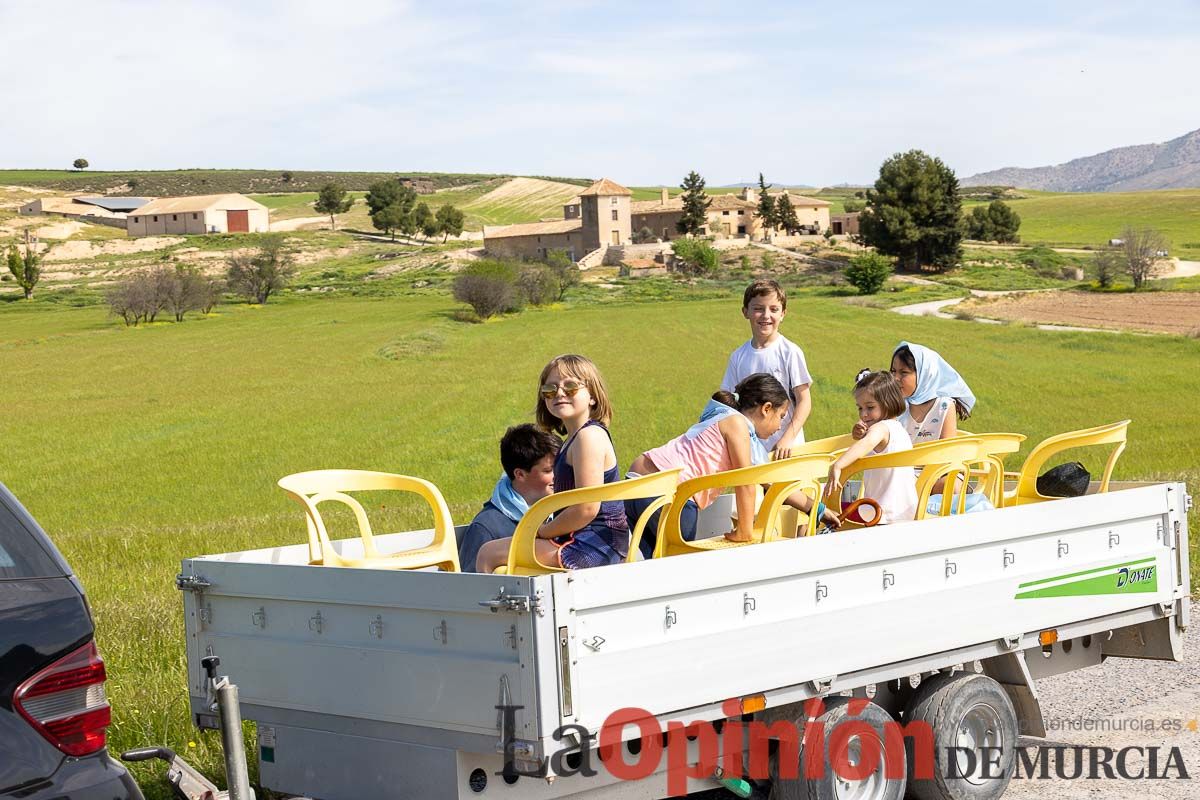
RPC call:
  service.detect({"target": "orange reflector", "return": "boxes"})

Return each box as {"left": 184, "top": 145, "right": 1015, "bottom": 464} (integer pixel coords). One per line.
{"left": 1039, "top": 629, "right": 1058, "bottom": 646}
{"left": 740, "top": 694, "right": 767, "bottom": 714}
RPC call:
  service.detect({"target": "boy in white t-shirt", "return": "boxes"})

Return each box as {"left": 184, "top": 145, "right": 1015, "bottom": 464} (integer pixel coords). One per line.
{"left": 721, "top": 279, "right": 813, "bottom": 456}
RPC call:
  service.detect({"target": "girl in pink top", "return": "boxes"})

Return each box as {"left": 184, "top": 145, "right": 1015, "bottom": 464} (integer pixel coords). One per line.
{"left": 626, "top": 373, "right": 835, "bottom": 557}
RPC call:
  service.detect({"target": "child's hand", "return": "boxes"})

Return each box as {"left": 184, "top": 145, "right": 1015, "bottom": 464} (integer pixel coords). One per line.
{"left": 825, "top": 464, "right": 844, "bottom": 499}
{"left": 851, "top": 420, "right": 869, "bottom": 440}
{"left": 773, "top": 436, "right": 795, "bottom": 460}
{"left": 820, "top": 507, "right": 841, "bottom": 529}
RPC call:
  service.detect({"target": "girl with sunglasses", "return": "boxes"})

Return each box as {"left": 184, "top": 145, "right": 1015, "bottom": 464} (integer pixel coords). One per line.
{"left": 476, "top": 354, "right": 629, "bottom": 573}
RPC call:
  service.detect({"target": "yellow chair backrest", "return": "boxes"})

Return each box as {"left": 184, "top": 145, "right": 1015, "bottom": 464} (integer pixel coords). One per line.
{"left": 278, "top": 469, "right": 460, "bottom": 572}
{"left": 958, "top": 431, "right": 1027, "bottom": 507}
{"left": 655, "top": 454, "right": 833, "bottom": 558}
{"left": 785, "top": 432, "right": 857, "bottom": 457}
{"left": 836, "top": 437, "right": 984, "bottom": 521}
{"left": 501, "top": 469, "right": 682, "bottom": 576}
{"left": 1008, "top": 420, "right": 1130, "bottom": 506}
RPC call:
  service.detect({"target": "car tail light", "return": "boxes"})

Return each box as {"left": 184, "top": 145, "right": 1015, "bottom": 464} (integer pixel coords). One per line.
{"left": 14, "top": 640, "right": 111, "bottom": 757}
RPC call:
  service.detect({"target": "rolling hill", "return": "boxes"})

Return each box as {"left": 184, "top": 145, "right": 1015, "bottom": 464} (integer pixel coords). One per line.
{"left": 962, "top": 127, "right": 1200, "bottom": 192}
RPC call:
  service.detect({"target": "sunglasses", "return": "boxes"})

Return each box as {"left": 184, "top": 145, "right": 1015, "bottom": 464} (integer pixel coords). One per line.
{"left": 540, "top": 380, "right": 587, "bottom": 399}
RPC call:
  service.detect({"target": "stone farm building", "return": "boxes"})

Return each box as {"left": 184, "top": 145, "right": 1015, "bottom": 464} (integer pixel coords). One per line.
{"left": 19, "top": 196, "right": 151, "bottom": 221}
{"left": 483, "top": 178, "right": 830, "bottom": 262}
{"left": 127, "top": 194, "right": 269, "bottom": 237}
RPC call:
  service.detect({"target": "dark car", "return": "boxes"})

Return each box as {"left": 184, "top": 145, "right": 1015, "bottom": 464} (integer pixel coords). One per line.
{"left": 1, "top": 482, "right": 143, "bottom": 800}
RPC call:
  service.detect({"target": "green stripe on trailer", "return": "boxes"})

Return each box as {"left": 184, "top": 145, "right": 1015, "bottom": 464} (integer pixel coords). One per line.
{"left": 1016, "top": 563, "right": 1158, "bottom": 599}
{"left": 1017, "top": 557, "right": 1156, "bottom": 589}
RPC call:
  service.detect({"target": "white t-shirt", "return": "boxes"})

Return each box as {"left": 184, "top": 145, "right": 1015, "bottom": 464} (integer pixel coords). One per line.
{"left": 862, "top": 418, "right": 918, "bottom": 524}
{"left": 721, "top": 335, "right": 812, "bottom": 449}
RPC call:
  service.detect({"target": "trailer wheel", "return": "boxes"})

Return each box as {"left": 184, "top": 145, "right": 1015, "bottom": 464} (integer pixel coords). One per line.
{"left": 771, "top": 697, "right": 906, "bottom": 800}
{"left": 903, "top": 673, "right": 1017, "bottom": 800}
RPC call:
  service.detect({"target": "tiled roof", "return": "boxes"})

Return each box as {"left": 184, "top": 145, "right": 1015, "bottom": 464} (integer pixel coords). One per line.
{"left": 131, "top": 194, "right": 266, "bottom": 216}
{"left": 483, "top": 219, "right": 583, "bottom": 238}
{"left": 767, "top": 190, "right": 831, "bottom": 208}
{"left": 578, "top": 178, "right": 632, "bottom": 197}
{"left": 630, "top": 193, "right": 755, "bottom": 214}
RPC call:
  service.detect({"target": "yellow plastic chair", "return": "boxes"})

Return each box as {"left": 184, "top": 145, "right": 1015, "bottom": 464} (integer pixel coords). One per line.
{"left": 499, "top": 469, "right": 682, "bottom": 576}
{"left": 958, "top": 432, "right": 1027, "bottom": 507}
{"left": 1004, "top": 420, "right": 1130, "bottom": 507}
{"left": 278, "top": 469, "right": 460, "bottom": 571}
{"left": 654, "top": 454, "right": 833, "bottom": 558}
{"left": 783, "top": 432, "right": 856, "bottom": 457}
{"left": 833, "top": 437, "right": 985, "bottom": 524}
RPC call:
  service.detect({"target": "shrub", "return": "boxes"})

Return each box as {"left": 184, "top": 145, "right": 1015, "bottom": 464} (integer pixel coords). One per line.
{"left": 543, "top": 249, "right": 578, "bottom": 300}
{"left": 1017, "top": 246, "right": 1067, "bottom": 273}
{"left": 1091, "top": 248, "right": 1121, "bottom": 289}
{"left": 226, "top": 236, "right": 295, "bottom": 303}
{"left": 632, "top": 226, "right": 656, "bottom": 244}
{"left": 760, "top": 251, "right": 775, "bottom": 271}
{"left": 452, "top": 259, "right": 520, "bottom": 319}
{"left": 844, "top": 252, "right": 893, "bottom": 295}
{"left": 517, "top": 265, "right": 557, "bottom": 306}
{"left": 106, "top": 266, "right": 223, "bottom": 325}
{"left": 670, "top": 238, "right": 718, "bottom": 276}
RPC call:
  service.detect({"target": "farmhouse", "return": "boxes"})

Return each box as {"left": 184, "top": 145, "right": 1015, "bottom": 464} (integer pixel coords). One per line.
{"left": 127, "top": 194, "right": 269, "bottom": 236}
{"left": 19, "top": 196, "right": 151, "bottom": 220}
{"left": 484, "top": 178, "right": 831, "bottom": 262}
{"left": 830, "top": 211, "right": 861, "bottom": 235}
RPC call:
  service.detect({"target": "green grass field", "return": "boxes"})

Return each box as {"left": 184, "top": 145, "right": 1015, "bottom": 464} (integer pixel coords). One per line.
{"left": 1, "top": 285, "right": 1197, "bottom": 795}
{"left": 972, "top": 189, "right": 1200, "bottom": 260}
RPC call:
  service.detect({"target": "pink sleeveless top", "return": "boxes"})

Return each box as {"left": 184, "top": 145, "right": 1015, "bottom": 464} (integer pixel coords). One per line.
{"left": 642, "top": 418, "right": 745, "bottom": 509}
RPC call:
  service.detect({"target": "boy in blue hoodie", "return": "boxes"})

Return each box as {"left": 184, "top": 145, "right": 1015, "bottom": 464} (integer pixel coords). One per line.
{"left": 459, "top": 424, "right": 560, "bottom": 572}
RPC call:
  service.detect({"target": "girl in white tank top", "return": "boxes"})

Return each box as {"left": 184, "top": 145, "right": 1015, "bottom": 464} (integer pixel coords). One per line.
{"left": 825, "top": 370, "right": 918, "bottom": 525}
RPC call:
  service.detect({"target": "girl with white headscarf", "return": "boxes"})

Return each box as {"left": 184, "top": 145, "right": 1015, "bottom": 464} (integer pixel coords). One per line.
{"left": 889, "top": 341, "right": 975, "bottom": 444}
{"left": 886, "top": 342, "right": 991, "bottom": 513}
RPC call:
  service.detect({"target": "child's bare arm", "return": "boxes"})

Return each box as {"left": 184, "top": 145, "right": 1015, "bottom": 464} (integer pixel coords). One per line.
{"left": 774, "top": 383, "right": 812, "bottom": 457}
{"left": 826, "top": 422, "right": 891, "bottom": 497}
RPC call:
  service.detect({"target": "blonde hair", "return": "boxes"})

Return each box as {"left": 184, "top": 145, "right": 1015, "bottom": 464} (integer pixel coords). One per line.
{"left": 535, "top": 354, "right": 614, "bottom": 435}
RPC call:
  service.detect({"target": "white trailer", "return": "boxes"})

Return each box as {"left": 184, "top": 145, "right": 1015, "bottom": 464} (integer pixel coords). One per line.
{"left": 177, "top": 482, "right": 1191, "bottom": 800}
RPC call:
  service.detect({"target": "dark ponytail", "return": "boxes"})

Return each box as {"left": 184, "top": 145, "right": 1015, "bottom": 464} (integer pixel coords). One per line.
{"left": 711, "top": 390, "right": 738, "bottom": 408}
{"left": 712, "top": 373, "right": 789, "bottom": 412}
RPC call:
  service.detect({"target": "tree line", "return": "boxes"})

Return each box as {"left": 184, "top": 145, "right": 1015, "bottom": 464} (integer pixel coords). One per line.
{"left": 853, "top": 149, "right": 1170, "bottom": 287}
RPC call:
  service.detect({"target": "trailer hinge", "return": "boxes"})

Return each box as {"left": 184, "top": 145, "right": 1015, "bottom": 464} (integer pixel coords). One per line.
{"left": 480, "top": 587, "right": 544, "bottom": 616}
{"left": 175, "top": 573, "right": 212, "bottom": 593}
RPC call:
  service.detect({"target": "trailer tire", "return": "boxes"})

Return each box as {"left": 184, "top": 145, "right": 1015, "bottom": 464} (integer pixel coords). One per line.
{"left": 771, "top": 696, "right": 906, "bottom": 800}
{"left": 903, "top": 673, "right": 1017, "bottom": 800}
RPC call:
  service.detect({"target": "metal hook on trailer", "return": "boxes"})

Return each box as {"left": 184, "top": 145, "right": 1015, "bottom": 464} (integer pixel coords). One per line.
{"left": 121, "top": 654, "right": 255, "bottom": 800}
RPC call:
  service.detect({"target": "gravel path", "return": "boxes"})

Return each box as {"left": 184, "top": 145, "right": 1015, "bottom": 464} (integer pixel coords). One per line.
{"left": 1003, "top": 599, "right": 1198, "bottom": 798}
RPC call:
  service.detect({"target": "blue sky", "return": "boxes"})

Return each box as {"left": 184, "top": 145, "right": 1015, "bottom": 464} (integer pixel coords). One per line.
{"left": 1, "top": 0, "right": 1197, "bottom": 185}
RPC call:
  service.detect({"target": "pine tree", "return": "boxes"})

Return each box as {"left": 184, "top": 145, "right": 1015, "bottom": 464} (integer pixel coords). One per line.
{"left": 676, "top": 171, "right": 712, "bottom": 236}
{"left": 314, "top": 183, "right": 353, "bottom": 230}
{"left": 859, "top": 150, "right": 963, "bottom": 272}
{"left": 775, "top": 193, "right": 799, "bottom": 235}
{"left": 755, "top": 173, "right": 776, "bottom": 237}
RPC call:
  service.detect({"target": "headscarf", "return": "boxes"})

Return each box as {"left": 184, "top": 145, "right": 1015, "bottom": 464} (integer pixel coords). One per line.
{"left": 894, "top": 341, "right": 976, "bottom": 413}
{"left": 488, "top": 474, "right": 530, "bottom": 523}
{"left": 685, "top": 398, "right": 771, "bottom": 466}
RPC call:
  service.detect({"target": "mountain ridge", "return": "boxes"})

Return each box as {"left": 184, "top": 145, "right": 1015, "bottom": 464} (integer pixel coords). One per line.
{"left": 962, "top": 128, "right": 1200, "bottom": 192}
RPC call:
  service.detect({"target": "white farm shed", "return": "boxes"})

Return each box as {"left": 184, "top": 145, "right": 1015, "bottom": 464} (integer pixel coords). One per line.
{"left": 127, "top": 194, "right": 269, "bottom": 237}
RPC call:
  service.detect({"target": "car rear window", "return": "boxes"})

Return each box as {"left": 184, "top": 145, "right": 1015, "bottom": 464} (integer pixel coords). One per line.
{"left": 0, "top": 500, "right": 61, "bottom": 579}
